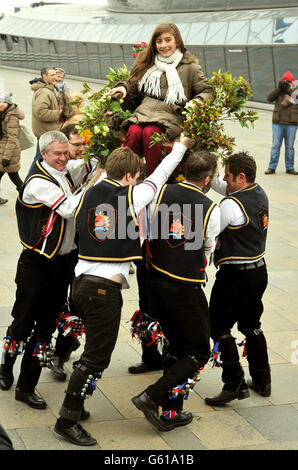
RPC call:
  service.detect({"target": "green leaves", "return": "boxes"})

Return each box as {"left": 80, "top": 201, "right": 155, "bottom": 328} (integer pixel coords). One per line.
{"left": 180, "top": 70, "right": 259, "bottom": 163}
{"left": 76, "top": 66, "right": 131, "bottom": 167}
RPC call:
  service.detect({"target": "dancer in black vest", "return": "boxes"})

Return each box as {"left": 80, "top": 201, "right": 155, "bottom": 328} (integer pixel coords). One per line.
{"left": 0, "top": 131, "right": 95, "bottom": 409}
{"left": 54, "top": 135, "right": 194, "bottom": 446}
{"left": 131, "top": 150, "right": 220, "bottom": 432}
{"left": 205, "top": 151, "right": 271, "bottom": 406}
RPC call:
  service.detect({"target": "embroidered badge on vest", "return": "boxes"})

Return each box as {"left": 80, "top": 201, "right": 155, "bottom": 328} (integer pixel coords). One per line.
{"left": 163, "top": 211, "right": 193, "bottom": 249}
{"left": 256, "top": 206, "right": 268, "bottom": 239}
{"left": 87, "top": 203, "right": 116, "bottom": 242}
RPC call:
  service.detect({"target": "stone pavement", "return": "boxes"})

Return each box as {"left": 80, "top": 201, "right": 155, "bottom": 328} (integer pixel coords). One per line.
{"left": 0, "top": 66, "right": 298, "bottom": 453}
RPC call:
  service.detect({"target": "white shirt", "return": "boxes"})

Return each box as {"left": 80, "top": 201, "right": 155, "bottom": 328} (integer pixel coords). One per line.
{"left": 22, "top": 159, "right": 95, "bottom": 255}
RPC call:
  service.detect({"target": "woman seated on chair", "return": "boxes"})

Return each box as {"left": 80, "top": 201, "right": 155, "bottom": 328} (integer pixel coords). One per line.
{"left": 109, "top": 22, "right": 214, "bottom": 176}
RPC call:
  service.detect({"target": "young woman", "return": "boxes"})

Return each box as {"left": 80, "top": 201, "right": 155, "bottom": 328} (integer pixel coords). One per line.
{"left": 0, "top": 92, "right": 25, "bottom": 204}
{"left": 109, "top": 22, "right": 214, "bottom": 175}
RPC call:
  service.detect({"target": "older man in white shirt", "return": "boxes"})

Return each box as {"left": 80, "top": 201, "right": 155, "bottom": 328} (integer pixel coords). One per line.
{"left": 0, "top": 130, "right": 95, "bottom": 410}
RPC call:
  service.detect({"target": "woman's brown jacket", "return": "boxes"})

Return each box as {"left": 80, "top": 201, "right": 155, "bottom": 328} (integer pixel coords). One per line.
{"left": 0, "top": 104, "right": 25, "bottom": 173}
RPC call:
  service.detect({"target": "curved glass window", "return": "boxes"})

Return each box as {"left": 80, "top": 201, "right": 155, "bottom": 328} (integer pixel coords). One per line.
{"left": 248, "top": 20, "right": 273, "bottom": 44}
{"left": 205, "top": 22, "right": 228, "bottom": 44}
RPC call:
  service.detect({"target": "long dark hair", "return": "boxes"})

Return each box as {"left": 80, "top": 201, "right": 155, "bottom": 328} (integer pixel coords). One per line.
{"left": 129, "top": 23, "right": 185, "bottom": 82}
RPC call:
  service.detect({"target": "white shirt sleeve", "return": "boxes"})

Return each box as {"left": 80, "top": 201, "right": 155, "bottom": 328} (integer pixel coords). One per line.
{"left": 66, "top": 158, "right": 98, "bottom": 188}
{"left": 210, "top": 174, "right": 246, "bottom": 232}
{"left": 204, "top": 204, "right": 221, "bottom": 258}
{"left": 211, "top": 174, "right": 227, "bottom": 196}
{"left": 133, "top": 142, "right": 187, "bottom": 216}
{"left": 22, "top": 178, "right": 83, "bottom": 219}
{"left": 219, "top": 198, "right": 246, "bottom": 232}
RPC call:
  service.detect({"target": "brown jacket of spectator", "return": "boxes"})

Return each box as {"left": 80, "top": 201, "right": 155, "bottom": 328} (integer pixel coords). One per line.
{"left": 0, "top": 104, "right": 25, "bottom": 173}
{"left": 31, "top": 80, "right": 60, "bottom": 138}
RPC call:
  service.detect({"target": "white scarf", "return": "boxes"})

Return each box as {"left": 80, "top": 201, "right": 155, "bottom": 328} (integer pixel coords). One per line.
{"left": 138, "top": 49, "right": 187, "bottom": 105}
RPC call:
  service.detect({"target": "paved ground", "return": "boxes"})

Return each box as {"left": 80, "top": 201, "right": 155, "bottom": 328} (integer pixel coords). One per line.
{"left": 0, "top": 66, "right": 298, "bottom": 455}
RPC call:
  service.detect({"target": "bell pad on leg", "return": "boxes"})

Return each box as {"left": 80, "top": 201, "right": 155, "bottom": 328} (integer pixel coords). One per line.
{"left": 1, "top": 335, "right": 26, "bottom": 362}
{"left": 32, "top": 340, "right": 55, "bottom": 368}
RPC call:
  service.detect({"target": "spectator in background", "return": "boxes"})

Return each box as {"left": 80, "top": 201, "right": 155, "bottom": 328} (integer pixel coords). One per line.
{"left": 54, "top": 67, "right": 70, "bottom": 94}
{"left": 265, "top": 71, "right": 298, "bottom": 175}
{"left": 0, "top": 91, "right": 25, "bottom": 204}
{"left": 54, "top": 67, "right": 72, "bottom": 128}
{"left": 29, "top": 67, "right": 62, "bottom": 166}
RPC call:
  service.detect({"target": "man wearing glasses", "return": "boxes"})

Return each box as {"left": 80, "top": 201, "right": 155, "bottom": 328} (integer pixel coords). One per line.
{"left": 62, "top": 124, "right": 86, "bottom": 160}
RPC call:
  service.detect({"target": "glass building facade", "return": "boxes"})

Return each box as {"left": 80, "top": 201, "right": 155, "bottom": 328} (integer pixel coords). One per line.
{"left": 0, "top": 2, "right": 297, "bottom": 103}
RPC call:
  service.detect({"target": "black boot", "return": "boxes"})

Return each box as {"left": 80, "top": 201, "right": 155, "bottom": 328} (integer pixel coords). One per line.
{"left": 0, "top": 365, "right": 14, "bottom": 390}
{"left": 205, "top": 335, "right": 249, "bottom": 406}
{"left": 0, "top": 352, "right": 16, "bottom": 391}
{"left": 205, "top": 379, "right": 249, "bottom": 405}
{"left": 50, "top": 356, "right": 67, "bottom": 381}
{"left": 55, "top": 419, "right": 97, "bottom": 446}
{"left": 247, "top": 379, "right": 271, "bottom": 397}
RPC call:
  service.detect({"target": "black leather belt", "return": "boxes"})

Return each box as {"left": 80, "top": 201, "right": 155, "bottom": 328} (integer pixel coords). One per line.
{"left": 219, "top": 258, "right": 266, "bottom": 270}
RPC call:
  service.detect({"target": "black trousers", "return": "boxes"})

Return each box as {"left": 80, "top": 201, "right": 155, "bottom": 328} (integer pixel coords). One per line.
{"left": 134, "top": 242, "right": 163, "bottom": 368}
{"left": 6, "top": 249, "right": 74, "bottom": 392}
{"left": 209, "top": 263, "right": 270, "bottom": 388}
{"left": 54, "top": 248, "right": 80, "bottom": 360}
{"left": 145, "top": 271, "right": 210, "bottom": 410}
{"left": 59, "top": 274, "right": 122, "bottom": 421}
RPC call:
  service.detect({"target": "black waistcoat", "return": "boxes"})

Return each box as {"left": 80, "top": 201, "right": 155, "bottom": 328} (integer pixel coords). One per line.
{"left": 15, "top": 160, "right": 74, "bottom": 259}
{"left": 75, "top": 178, "right": 142, "bottom": 262}
{"left": 214, "top": 183, "right": 268, "bottom": 267}
{"left": 148, "top": 182, "right": 216, "bottom": 284}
